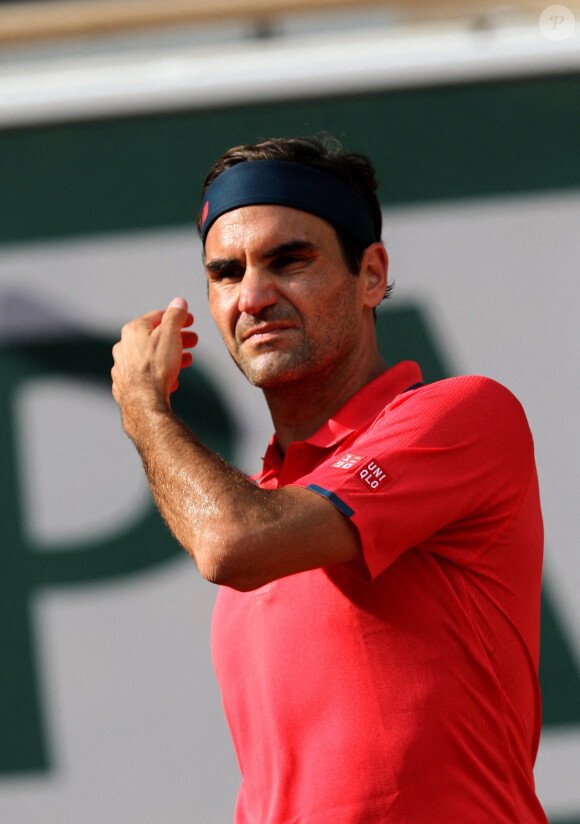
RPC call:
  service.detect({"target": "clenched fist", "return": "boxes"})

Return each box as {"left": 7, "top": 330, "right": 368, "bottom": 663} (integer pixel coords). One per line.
{"left": 111, "top": 297, "right": 198, "bottom": 436}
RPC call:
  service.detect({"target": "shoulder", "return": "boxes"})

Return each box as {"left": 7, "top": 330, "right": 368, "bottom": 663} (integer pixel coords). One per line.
{"left": 392, "top": 374, "right": 526, "bottom": 420}
{"left": 399, "top": 373, "right": 516, "bottom": 402}
{"left": 377, "top": 374, "right": 534, "bottom": 456}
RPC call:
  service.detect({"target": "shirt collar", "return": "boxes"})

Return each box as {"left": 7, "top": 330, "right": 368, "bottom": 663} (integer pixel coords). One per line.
{"left": 262, "top": 361, "right": 422, "bottom": 470}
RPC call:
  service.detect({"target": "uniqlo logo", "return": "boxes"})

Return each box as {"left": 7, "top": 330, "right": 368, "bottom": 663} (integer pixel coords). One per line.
{"left": 357, "top": 459, "right": 391, "bottom": 491}
{"left": 331, "top": 452, "right": 365, "bottom": 470}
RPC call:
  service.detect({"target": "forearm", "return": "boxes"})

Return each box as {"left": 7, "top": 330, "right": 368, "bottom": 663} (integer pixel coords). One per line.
{"left": 111, "top": 299, "right": 362, "bottom": 590}
{"left": 110, "top": 298, "right": 281, "bottom": 587}
{"left": 126, "top": 402, "right": 265, "bottom": 583}
{"left": 123, "top": 395, "right": 363, "bottom": 590}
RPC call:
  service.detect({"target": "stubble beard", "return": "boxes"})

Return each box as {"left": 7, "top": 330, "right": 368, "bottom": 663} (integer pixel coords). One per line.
{"left": 228, "top": 277, "right": 362, "bottom": 393}
{"left": 230, "top": 337, "right": 319, "bottom": 390}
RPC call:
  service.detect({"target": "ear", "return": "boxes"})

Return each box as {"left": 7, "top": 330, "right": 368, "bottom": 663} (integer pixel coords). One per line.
{"left": 360, "top": 243, "right": 389, "bottom": 308}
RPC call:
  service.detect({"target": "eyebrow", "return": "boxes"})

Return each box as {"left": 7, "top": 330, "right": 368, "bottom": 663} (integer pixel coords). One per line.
{"left": 205, "top": 258, "right": 240, "bottom": 275}
{"left": 205, "top": 239, "right": 318, "bottom": 274}
{"left": 264, "top": 239, "right": 318, "bottom": 258}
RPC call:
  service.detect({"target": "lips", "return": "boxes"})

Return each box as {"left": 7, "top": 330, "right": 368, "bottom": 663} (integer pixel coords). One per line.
{"left": 240, "top": 323, "right": 295, "bottom": 342}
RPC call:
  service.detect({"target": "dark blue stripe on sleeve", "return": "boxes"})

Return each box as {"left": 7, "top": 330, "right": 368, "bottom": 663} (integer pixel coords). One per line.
{"left": 306, "top": 484, "right": 355, "bottom": 518}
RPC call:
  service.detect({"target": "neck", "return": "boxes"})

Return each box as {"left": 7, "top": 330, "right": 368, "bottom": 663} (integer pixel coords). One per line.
{"left": 264, "top": 348, "right": 387, "bottom": 454}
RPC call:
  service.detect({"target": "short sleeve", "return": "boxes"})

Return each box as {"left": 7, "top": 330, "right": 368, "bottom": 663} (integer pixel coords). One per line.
{"left": 291, "top": 376, "right": 536, "bottom": 580}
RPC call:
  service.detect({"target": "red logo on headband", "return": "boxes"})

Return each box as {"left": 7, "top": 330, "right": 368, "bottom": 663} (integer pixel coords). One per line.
{"left": 202, "top": 200, "right": 209, "bottom": 226}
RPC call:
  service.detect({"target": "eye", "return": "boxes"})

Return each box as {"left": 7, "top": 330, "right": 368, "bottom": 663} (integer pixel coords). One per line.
{"left": 208, "top": 265, "right": 244, "bottom": 283}
{"left": 270, "top": 253, "right": 309, "bottom": 272}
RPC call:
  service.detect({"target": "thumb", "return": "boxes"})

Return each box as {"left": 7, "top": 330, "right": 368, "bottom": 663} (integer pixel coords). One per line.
{"left": 168, "top": 296, "right": 188, "bottom": 312}
{"left": 163, "top": 296, "right": 193, "bottom": 330}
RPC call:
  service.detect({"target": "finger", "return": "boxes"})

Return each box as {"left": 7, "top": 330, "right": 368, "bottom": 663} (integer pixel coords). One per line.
{"left": 120, "top": 311, "right": 164, "bottom": 342}
{"left": 111, "top": 365, "right": 120, "bottom": 403}
{"left": 166, "top": 308, "right": 194, "bottom": 329}
{"left": 181, "top": 331, "right": 198, "bottom": 349}
{"left": 181, "top": 351, "right": 193, "bottom": 369}
{"left": 137, "top": 309, "right": 166, "bottom": 330}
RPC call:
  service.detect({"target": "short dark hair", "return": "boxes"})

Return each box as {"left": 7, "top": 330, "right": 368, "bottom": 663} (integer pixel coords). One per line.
{"left": 198, "top": 135, "right": 392, "bottom": 300}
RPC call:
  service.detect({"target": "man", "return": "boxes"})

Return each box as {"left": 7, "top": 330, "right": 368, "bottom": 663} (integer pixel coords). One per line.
{"left": 111, "top": 136, "right": 547, "bottom": 823}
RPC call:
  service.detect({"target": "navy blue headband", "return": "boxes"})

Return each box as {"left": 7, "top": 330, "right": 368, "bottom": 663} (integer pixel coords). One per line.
{"left": 200, "top": 159, "right": 378, "bottom": 248}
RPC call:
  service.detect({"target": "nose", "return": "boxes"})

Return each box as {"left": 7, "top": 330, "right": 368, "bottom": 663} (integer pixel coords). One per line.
{"left": 238, "top": 265, "right": 277, "bottom": 315}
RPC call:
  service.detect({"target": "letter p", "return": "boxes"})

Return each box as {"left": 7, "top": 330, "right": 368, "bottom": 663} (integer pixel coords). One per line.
{"left": 0, "top": 335, "right": 234, "bottom": 774}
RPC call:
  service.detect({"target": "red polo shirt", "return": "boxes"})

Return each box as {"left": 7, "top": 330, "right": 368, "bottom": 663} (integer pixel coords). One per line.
{"left": 211, "top": 361, "right": 547, "bottom": 824}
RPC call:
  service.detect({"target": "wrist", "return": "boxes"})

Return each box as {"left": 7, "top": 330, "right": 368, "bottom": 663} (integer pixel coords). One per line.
{"left": 120, "top": 388, "right": 173, "bottom": 443}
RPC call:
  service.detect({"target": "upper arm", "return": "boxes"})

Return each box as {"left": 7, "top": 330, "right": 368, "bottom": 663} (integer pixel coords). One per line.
{"left": 289, "top": 377, "right": 535, "bottom": 580}
{"left": 208, "top": 484, "right": 362, "bottom": 592}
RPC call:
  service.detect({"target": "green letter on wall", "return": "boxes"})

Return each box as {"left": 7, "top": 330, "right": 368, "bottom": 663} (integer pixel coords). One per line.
{"left": 0, "top": 334, "right": 234, "bottom": 774}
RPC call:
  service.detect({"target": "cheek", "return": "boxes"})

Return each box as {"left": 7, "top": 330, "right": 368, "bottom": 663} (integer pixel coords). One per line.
{"left": 305, "top": 279, "right": 357, "bottom": 326}
{"left": 209, "top": 292, "right": 236, "bottom": 338}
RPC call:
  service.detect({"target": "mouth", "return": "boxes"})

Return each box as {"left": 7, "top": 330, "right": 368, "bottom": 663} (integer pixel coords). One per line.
{"left": 240, "top": 323, "right": 295, "bottom": 344}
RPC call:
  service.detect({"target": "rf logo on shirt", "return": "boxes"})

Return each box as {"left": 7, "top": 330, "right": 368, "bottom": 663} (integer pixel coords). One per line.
{"left": 331, "top": 452, "right": 365, "bottom": 469}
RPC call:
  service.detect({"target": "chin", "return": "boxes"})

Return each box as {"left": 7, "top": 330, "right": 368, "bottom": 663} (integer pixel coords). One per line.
{"left": 245, "top": 369, "right": 298, "bottom": 390}
{"left": 242, "top": 363, "right": 307, "bottom": 390}
{"left": 235, "top": 343, "right": 319, "bottom": 389}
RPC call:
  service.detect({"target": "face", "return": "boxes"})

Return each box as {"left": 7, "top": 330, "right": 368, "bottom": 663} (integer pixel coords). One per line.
{"left": 204, "top": 205, "right": 372, "bottom": 391}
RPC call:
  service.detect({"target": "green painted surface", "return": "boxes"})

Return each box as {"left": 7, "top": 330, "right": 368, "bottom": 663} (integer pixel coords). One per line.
{"left": 0, "top": 333, "right": 235, "bottom": 773}
{"left": 1, "top": 73, "right": 580, "bottom": 245}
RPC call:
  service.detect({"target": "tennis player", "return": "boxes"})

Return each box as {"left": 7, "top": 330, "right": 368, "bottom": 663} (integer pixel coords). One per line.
{"left": 112, "top": 136, "right": 548, "bottom": 823}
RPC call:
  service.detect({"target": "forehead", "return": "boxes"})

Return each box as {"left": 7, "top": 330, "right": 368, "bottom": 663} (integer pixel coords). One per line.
{"left": 204, "top": 204, "right": 338, "bottom": 256}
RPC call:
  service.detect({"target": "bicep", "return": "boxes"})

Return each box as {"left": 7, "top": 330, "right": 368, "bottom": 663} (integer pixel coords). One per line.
{"left": 278, "top": 484, "right": 363, "bottom": 571}
{"left": 216, "top": 485, "right": 363, "bottom": 591}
